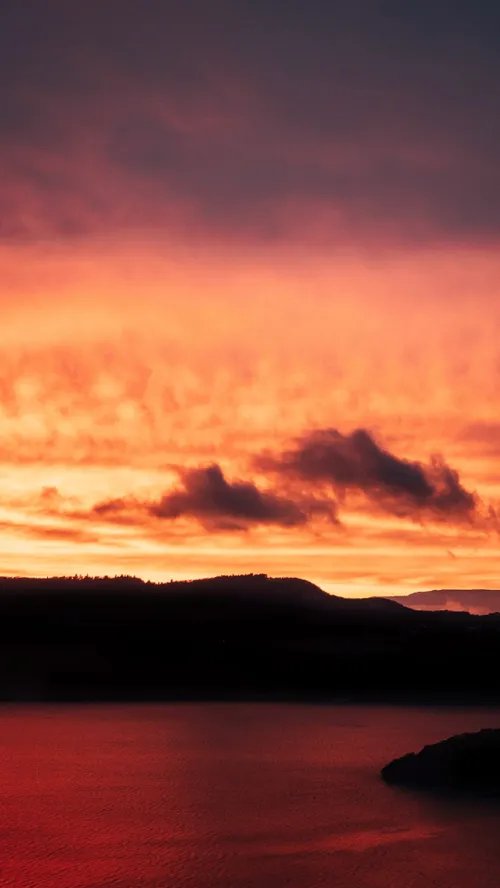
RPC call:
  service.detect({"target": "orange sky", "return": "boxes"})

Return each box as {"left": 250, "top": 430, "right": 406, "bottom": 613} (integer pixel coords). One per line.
{"left": 0, "top": 241, "right": 499, "bottom": 595}
{"left": 1, "top": 3, "right": 500, "bottom": 595}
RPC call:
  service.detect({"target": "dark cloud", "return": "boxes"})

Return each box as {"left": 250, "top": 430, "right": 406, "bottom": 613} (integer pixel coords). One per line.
{"left": 1, "top": 1, "right": 500, "bottom": 245}
{"left": 93, "top": 464, "right": 336, "bottom": 531}
{"left": 258, "top": 428, "right": 477, "bottom": 522}
{"left": 148, "top": 465, "right": 307, "bottom": 527}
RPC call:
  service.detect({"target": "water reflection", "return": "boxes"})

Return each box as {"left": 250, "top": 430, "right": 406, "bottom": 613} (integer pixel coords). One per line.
{"left": 0, "top": 704, "right": 499, "bottom": 887}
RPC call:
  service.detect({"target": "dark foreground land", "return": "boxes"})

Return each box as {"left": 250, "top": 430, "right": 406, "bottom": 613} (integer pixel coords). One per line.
{"left": 382, "top": 729, "right": 500, "bottom": 794}
{"left": 1, "top": 574, "right": 500, "bottom": 702}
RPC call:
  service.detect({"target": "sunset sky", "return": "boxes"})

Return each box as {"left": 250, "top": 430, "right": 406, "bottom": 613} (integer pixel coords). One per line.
{"left": 1, "top": 1, "right": 500, "bottom": 595}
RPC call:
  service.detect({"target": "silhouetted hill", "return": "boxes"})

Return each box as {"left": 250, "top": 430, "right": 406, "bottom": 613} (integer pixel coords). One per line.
{"left": 382, "top": 729, "right": 500, "bottom": 795}
{"left": 0, "top": 573, "right": 499, "bottom": 702}
{"left": 389, "top": 588, "right": 500, "bottom": 615}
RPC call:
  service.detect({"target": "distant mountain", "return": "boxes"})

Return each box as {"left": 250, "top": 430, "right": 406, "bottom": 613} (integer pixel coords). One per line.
{"left": 389, "top": 589, "right": 500, "bottom": 615}
{"left": 0, "top": 573, "right": 499, "bottom": 703}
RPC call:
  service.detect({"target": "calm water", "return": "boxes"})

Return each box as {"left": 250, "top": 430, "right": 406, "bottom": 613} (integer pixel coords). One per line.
{"left": 1, "top": 705, "right": 500, "bottom": 887}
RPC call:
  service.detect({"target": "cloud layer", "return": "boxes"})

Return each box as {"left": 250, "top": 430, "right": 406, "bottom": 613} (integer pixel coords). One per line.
{"left": 2, "top": 2, "right": 500, "bottom": 246}
{"left": 1, "top": 4, "right": 500, "bottom": 595}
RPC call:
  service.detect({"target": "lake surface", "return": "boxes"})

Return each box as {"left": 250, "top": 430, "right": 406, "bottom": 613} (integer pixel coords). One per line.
{"left": 1, "top": 704, "right": 500, "bottom": 887}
